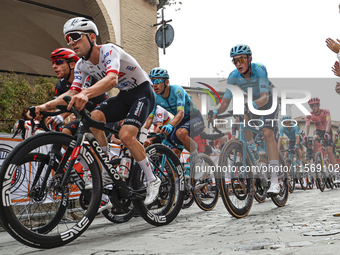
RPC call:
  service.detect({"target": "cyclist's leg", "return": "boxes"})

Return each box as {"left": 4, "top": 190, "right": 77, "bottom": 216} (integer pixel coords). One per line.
{"left": 244, "top": 114, "right": 254, "bottom": 144}
{"left": 172, "top": 111, "right": 204, "bottom": 161}
{"left": 325, "top": 130, "right": 337, "bottom": 166}
{"left": 116, "top": 82, "right": 160, "bottom": 205}
{"left": 86, "top": 95, "right": 129, "bottom": 209}
{"left": 258, "top": 102, "right": 280, "bottom": 193}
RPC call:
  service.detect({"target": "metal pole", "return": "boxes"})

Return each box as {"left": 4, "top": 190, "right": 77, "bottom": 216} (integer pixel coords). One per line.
{"left": 162, "top": 9, "right": 166, "bottom": 55}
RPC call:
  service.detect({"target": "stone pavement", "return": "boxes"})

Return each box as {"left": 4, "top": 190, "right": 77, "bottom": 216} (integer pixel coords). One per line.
{"left": 1, "top": 188, "right": 340, "bottom": 255}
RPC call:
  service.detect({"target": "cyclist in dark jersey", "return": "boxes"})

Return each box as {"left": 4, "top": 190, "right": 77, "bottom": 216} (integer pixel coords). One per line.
{"left": 48, "top": 48, "right": 109, "bottom": 135}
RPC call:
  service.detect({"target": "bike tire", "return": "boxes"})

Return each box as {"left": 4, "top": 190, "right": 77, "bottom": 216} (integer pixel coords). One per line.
{"left": 254, "top": 178, "right": 267, "bottom": 203}
{"left": 217, "top": 141, "right": 254, "bottom": 218}
{"left": 315, "top": 152, "right": 325, "bottom": 192}
{"left": 306, "top": 158, "right": 315, "bottom": 189}
{"left": 308, "top": 177, "right": 314, "bottom": 189}
{"left": 0, "top": 132, "right": 102, "bottom": 248}
{"left": 191, "top": 153, "right": 219, "bottom": 211}
{"left": 299, "top": 171, "right": 308, "bottom": 191}
{"left": 182, "top": 178, "right": 194, "bottom": 209}
{"left": 286, "top": 159, "right": 295, "bottom": 193}
{"left": 271, "top": 151, "right": 289, "bottom": 207}
{"left": 131, "top": 144, "right": 185, "bottom": 226}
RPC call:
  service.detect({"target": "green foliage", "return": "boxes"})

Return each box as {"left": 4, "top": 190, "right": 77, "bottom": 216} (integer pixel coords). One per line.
{"left": 0, "top": 73, "right": 57, "bottom": 133}
{"left": 157, "top": 0, "right": 182, "bottom": 11}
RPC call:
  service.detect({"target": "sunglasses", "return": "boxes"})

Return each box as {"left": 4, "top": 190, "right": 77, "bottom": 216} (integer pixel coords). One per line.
{"left": 65, "top": 32, "right": 88, "bottom": 44}
{"left": 232, "top": 56, "right": 247, "bottom": 65}
{"left": 151, "top": 79, "right": 165, "bottom": 85}
{"left": 310, "top": 104, "right": 319, "bottom": 108}
{"left": 52, "top": 59, "right": 65, "bottom": 65}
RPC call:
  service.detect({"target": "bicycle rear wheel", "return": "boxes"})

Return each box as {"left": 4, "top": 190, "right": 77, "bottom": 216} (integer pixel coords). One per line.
{"left": 0, "top": 132, "right": 101, "bottom": 248}
{"left": 131, "top": 144, "right": 185, "bottom": 226}
{"left": 217, "top": 141, "right": 254, "bottom": 218}
{"left": 191, "top": 153, "right": 219, "bottom": 211}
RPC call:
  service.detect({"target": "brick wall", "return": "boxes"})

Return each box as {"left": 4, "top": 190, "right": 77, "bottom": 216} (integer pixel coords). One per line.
{"left": 81, "top": 0, "right": 116, "bottom": 44}
{"left": 120, "top": 0, "right": 159, "bottom": 73}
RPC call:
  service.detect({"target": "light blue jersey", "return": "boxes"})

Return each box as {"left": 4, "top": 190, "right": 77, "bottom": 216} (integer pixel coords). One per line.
{"left": 279, "top": 125, "right": 300, "bottom": 141}
{"left": 223, "top": 63, "right": 272, "bottom": 100}
{"left": 150, "top": 85, "right": 198, "bottom": 118}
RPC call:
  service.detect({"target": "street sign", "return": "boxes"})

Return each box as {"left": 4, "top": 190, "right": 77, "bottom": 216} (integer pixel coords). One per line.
{"left": 155, "top": 24, "right": 174, "bottom": 49}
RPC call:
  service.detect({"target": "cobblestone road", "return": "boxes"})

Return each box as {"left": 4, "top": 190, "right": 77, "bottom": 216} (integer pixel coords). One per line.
{"left": 1, "top": 188, "right": 340, "bottom": 254}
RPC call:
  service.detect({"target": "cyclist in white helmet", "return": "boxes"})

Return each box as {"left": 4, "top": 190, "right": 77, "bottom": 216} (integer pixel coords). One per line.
{"left": 31, "top": 17, "right": 160, "bottom": 210}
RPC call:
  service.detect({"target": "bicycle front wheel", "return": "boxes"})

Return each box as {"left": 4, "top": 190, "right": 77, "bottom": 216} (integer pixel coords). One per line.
{"left": 217, "top": 141, "right": 254, "bottom": 218}
{"left": 0, "top": 132, "right": 102, "bottom": 248}
{"left": 131, "top": 144, "right": 185, "bottom": 226}
{"left": 315, "top": 152, "right": 325, "bottom": 192}
{"left": 191, "top": 153, "right": 219, "bottom": 211}
{"left": 286, "top": 159, "right": 295, "bottom": 193}
{"left": 182, "top": 162, "right": 194, "bottom": 209}
{"left": 271, "top": 151, "right": 289, "bottom": 207}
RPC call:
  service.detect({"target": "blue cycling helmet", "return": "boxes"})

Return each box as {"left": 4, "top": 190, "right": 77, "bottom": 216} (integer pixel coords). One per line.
{"left": 230, "top": 44, "right": 252, "bottom": 57}
{"left": 282, "top": 115, "right": 292, "bottom": 121}
{"left": 149, "top": 67, "right": 170, "bottom": 79}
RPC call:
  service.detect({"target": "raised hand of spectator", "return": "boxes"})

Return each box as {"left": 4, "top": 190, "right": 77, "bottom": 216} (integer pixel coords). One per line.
{"left": 332, "top": 61, "right": 340, "bottom": 77}
{"left": 335, "top": 82, "right": 340, "bottom": 95}
{"left": 326, "top": 38, "right": 340, "bottom": 53}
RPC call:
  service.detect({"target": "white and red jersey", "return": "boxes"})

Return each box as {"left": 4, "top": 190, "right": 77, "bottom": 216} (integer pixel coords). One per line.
{"left": 153, "top": 106, "right": 172, "bottom": 126}
{"left": 24, "top": 120, "right": 41, "bottom": 139}
{"left": 71, "top": 43, "right": 151, "bottom": 92}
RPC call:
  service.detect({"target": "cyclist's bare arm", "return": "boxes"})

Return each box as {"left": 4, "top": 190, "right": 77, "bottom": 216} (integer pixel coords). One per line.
{"left": 154, "top": 122, "right": 163, "bottom": 133}
{"left": 164, "top": 110, "right": 185, "bottom": 132}
{"left": 304, "top": 124, "right": 310, "bottom": 137}
{"left": 295, "top": 135, "right": 300, "bottom": 145}
{"left": 30, "top": 90, "right": 78, "bottom": 120}
{"left": 46, "top": 112, "right": 72, "bottom": 126}
{"left": 326, "top": 120, "right": 332, "bottom": 133}
{"left": 69, "top": 72, "right": 118, "bottom": 111}
{"left": 143, "top": 116, "right": 154, "bottom": 130}
{"left": 254, "top": 92, "right": 269, "bottom": 109}
{"left": 278, "top": 137, "right": 283, "bottom": 149}
{"left": 80, "top": 72, "right": 118, "bottom": 99}
{"left": 218, "top": 98, "right": 230, "bottom": 115}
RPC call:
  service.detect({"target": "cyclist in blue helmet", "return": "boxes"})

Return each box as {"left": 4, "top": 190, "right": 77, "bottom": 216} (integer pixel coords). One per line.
{"left": 278, "top": 116, "right": 303, "bottom": 167}
{"left": 210, "top": 44, "right": 281, "bottom": 195}
{"left": 146, "top": 67, "right": 205, "bottom": 174}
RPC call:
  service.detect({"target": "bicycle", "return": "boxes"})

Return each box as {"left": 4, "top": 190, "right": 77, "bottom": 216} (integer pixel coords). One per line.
{"left": 302, "top": 137, "right": 316, "bottom": 189}
{"left": 314, "top": 137, "right": 336, "bottom": 191}
{"left": 12, "top": 110, "right": 137, "bottom": 224}
{"left": 149, "top": 133, "right": 220, "bottom": 211}
{"left": 281, "top": 148, "right": 308, "bottom": 192}
{"left": 312, "top": 137, "right": 328, "bottom": 192}
{"left": 210, "top": 111, "right": 288, "bottom": 219}
{"left": 0, "top": 96, "right": 185, "bottom": 248}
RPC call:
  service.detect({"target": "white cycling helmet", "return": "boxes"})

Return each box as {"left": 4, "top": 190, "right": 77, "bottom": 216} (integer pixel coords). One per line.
{"left": 63, "top": 17, "right": 99, "bottom": 36}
